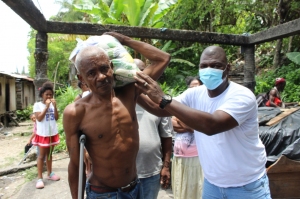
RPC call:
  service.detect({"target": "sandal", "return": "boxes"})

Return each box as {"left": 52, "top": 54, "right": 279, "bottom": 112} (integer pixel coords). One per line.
{"left": 47, "top": 172, "right": 60, "bottom": 181}
{"left": 36, "top": 179, "right": 44, "bottom": 189}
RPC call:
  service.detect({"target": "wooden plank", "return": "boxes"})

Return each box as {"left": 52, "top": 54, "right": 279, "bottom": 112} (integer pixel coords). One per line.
{"left": 6, "top": 112, "right": 19, "bottom": 127}
{"left": 267, "top": 156, "right": 300, "bottom": 198}
{"left": 267, "top": 155, "right": 300, "bottom": 173}
{"left": 46, "top": 21, "right": 249, "bottom": 45}
{"left": 248, "top": 18, "right": 300, "bottom": 44}
{"left": 266, "top": 107, "right": 300, "bottom": 126}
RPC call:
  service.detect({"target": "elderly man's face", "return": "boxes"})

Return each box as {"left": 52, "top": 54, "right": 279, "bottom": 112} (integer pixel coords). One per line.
{"left": 77, "top": 47, "right": 114, "bottom": 95}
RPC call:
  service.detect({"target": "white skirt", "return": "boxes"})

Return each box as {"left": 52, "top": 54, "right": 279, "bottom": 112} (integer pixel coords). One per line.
{"left": 172, "top": 156, "right": 204, "bottom": 199}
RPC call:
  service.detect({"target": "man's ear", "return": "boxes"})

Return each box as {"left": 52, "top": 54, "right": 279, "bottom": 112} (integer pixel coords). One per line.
{"left": 77, "top": 74, "right": 84, "bottom": 83}
{"left": 110, "top": 61, "right": 114, "bottom": 73}
{"left": 223, "top": 64, "right": 230, "bottom": 79}
{"left": 226, "top": 64, "right": 231, "bottom": 72}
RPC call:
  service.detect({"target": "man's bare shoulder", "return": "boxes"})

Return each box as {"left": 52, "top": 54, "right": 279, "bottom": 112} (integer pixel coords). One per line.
{"left": 114, "top": 83, "right": 138, "bottom": 98}
{"left": 269, "top": 89, "right": 277, "bottom": 96}
{"left": 63, "top": 100, "right": 85, "bottom": 119}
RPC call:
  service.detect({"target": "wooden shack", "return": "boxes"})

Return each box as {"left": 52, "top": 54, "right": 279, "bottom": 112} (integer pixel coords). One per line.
{"left": 0, "top": 72, "right": 35, "bottom": 126}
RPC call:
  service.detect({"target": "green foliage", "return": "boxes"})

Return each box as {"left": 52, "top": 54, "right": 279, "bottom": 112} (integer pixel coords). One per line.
{"left": 74, "top": 0, "right": 179, "bottom": 27}
{"left": 56, "top": 85, "right": 80, "bottom": 112}
{"left": 286, "top": 52, "right": 300, "bottom": 65}
{"left": 53, "top": 86, "right": 80, "bottom": 153}
{"left": 255, "top": 63, "right": 300, "bottom": 102}
{"left": 160, "top": 81, "right": 185, "bottom": 97}
{"left": 23, "top": 167, "right": 38, "bottom": 181}
{"left": 16, "top": 105, "right": 33, "bottom": 121}
{"left": 27, "top": 30, "right": 77, "bottom": 84}
{"left": 54, "top": 116, "right": 66, "bottom": 153}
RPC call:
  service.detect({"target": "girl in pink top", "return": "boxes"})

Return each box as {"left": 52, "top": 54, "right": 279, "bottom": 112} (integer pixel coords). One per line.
{"left": 171, "top": 76, "right": 204, "bottom": 199}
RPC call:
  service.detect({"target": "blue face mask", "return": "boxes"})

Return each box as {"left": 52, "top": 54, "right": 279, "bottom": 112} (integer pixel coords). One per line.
{"left": 199, "top": 67, "right": 226, "bottom": 90}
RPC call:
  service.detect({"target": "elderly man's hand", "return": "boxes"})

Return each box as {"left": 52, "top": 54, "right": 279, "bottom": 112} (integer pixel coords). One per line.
{"left": 134, "top": 71, "right": 165, "bottom": 105}
{"left": 103, "top": 32, "right": 130, "bottom": 45}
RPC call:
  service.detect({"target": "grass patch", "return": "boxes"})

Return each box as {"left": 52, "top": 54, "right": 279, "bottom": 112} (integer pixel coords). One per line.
{"left": 0, "top": 157, "right": 17, "bottom": 169}
{"left": 21, "top": 132, "right": 32, "bottom": 137}
{"left": 0, "top": 152, "right": 24, "bottom": 169}
{"left": 23, "top": 167, "right": 37, "bottom": 181}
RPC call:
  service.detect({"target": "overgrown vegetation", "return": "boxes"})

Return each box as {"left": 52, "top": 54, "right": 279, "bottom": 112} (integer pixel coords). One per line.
{"left": 23, "top": 167, "right": 38, "bottom": 181}
{"left": 16, "top": 105, "right": 33, "bottom": 121}
{"left": 255, "top": 63, "right": 300, "bottom": 103}
{"left": 53, "top": 86, "right": 80, "bottom": 153}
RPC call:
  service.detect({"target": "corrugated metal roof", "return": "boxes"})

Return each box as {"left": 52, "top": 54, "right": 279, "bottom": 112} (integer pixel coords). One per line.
{"left": 0, "top": 72, "right": 34, "bottom": 82}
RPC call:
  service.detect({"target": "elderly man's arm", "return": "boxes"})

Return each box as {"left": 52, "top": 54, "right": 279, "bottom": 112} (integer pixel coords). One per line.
{"left": 63, "top": 104, "right": 86, "bottom": 199}
{"left": 104, "top": 32, "right": 170, "bottom": 81}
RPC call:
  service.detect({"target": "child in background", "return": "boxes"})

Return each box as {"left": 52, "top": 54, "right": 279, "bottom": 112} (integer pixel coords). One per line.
{"left": 32, "top": 82, "right": 60, "bottom": 189}
{"left": 27, "top": 113, "right": 37, "bottom": 148}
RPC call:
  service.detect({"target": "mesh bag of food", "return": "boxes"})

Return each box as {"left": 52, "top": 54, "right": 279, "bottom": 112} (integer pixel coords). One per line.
{"left": 69, "top": 35, "right": 140, "bottom": 87}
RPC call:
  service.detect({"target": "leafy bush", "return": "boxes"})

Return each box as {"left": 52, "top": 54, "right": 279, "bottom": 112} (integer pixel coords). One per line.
{"left": 16, "top": 105, "right": 33, "bottom": 121}
{"left": 255, "top": 63, "right": 300, "bottom": 102}
{"left": 53, "top": 86, "right": 80, "bottom": 153}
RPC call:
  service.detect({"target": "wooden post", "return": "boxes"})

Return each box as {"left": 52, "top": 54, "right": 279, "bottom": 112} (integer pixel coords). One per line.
{"left": 53, "top": 62, "right": 60, "bottom": 98}
{"left": 33, "top": 31, "right": 49, "bottom": 102}
{"left": 242, "top": 45, "right": 256, "bottom": 92}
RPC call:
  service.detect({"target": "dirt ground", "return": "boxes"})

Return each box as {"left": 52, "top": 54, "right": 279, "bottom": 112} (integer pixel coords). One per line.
{"left": 0, "top": 123, "right": 34, "bottom": 171}
{"left": 0, "top": 123, "right": 69, "bottom": 199}
{"left": 0, "top": 123, "right": 173, "bottom": 199}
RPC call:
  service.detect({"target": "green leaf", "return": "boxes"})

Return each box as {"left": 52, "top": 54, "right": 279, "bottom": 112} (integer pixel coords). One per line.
{"left": 123, "top": 0, "right": 143, "bottom": 26}
{"left": 170, "top": 58, "right": 195, "bottom": 67}
{"left": 286, "top": 52, "right": 300, "bottom": 65}
{"left": 152, "top": 0, "right": 179, "bottom": 25}
{"left": 110, "top": 0, "right": 124, "bottom": 19}
{"left": 161, "top": 40, "right": 173, "bottom": 51}
{"left": 139, "top": 2, "right": 158, "bottom": 26}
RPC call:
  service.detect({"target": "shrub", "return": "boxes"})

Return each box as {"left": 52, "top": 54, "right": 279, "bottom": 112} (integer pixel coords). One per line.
{"left": 16, "top": 105, "right": 33, "bottom": 121}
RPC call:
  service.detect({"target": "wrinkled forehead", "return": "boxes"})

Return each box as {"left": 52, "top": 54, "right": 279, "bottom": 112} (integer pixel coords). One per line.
{"left": 75, "top": 46, "right": 110, "bottom": 72}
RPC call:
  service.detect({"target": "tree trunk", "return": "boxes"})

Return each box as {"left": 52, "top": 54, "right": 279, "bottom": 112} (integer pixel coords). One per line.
{"left": 243, "top": 45, "right": 256, "bottom": 93}
{"left": 273, "top": 0, "right": 284, "bottom": 68}
{"left": 273, "top": 38, "right": 283, "bottom": 68}
{"left": 287, "top": 36, "right": 293, "bottom": 52}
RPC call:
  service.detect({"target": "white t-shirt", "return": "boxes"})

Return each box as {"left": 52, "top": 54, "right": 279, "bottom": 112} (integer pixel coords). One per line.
{"left": 175, "top": 82, "right": 266, "bottom": 187}
{"left": 33, "top": 102, "right": 58, "bottom": 137}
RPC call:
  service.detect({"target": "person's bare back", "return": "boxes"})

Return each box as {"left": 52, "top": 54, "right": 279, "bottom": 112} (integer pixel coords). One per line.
{"left": 63, "top": 32, "right": 170, "bottom": 198}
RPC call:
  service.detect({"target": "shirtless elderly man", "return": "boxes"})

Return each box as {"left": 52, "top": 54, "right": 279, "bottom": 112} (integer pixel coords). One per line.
{"left": 63, "top": 32, "right": 170, "bottom": 199}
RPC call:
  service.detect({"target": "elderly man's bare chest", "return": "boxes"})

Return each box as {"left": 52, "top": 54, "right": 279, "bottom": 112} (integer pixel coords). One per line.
{"left": 81, "top": 100, "right": 137, "bottom": 140}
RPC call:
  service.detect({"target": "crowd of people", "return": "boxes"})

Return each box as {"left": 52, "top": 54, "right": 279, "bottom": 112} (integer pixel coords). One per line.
{"left": 27, "top": 32, "right": 274, "bottom": 199}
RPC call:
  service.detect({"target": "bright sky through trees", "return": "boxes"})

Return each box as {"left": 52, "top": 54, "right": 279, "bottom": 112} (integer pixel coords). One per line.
{"left": 0, "top": 0, "right": 60, "bottom": 74}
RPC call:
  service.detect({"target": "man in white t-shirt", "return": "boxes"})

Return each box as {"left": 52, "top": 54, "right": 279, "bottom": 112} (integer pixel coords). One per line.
{"left": 135, "top": 46, "right": 271, "bottom": 198}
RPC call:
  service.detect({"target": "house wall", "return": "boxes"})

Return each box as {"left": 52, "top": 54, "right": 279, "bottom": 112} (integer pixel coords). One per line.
{"left": 16, "top": 81, "right": 35, "bottom": 110}
{"left": 23, "top": 81, "right": 35, "bottom": 108}
{"left": 0, "top": 76, "right": 5, "bottom": 114}
{"left": 0, "top": 76, "right": 16, "bottom": 113}
{"left": 9, "top": 78, "right": 16, "bottom": 111}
